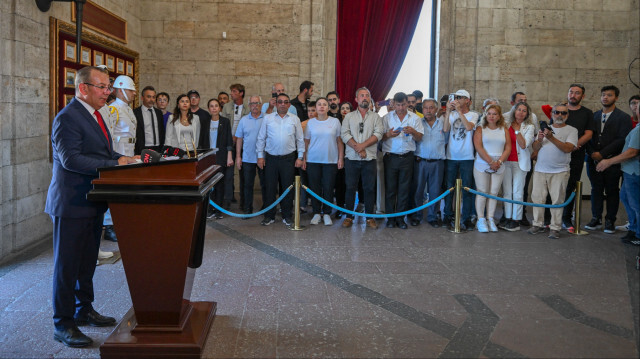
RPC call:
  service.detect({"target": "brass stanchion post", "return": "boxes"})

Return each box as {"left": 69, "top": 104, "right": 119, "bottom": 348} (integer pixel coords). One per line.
{"left": 572, "top": 181, "right": 588, "bottom": 235}
{"left": 449, "top": 178, "right": 462, "bottom": 233}
{"left": 289, "top": 176, "right": 306, "bottom": 231}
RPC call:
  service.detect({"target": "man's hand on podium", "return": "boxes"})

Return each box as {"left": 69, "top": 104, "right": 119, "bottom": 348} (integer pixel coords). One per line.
{"left": 118, "top": 156, "right": 140, "bottom": 165}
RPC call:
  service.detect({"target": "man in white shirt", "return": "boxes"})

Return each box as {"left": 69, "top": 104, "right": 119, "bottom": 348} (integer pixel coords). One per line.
{"left": 527, "top": 103, "right": 578, "bottom": 239}
{"left": 381, "top": 92, "right": 423, "bottom": 229}
{"left": 256, "top": 93, "right": 305, "bottom": 227}
{"left": 442, "top": 89, "right": 479, "bottom": 231}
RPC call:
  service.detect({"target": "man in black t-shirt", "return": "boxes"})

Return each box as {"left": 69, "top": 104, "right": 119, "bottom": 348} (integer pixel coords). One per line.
{"left": 561, "top": 84, "right": 595, "bottom": 230}
{"left": 187, "top": 89, "right": 212, "bottom": 149}
{"left": 290, "top": 80, "right": 314, "bottom": 122}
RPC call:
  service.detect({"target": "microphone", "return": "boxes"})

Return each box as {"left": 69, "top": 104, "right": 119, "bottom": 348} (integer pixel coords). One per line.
{"left": 141, "top": 149, "right": 163, "bottom": 163}
{"left": 160, "top": 146, "right": 186, "bottom": 158}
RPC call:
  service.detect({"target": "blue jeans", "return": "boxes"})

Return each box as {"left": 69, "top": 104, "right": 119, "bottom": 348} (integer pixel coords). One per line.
{"left": 620, "top": 172, "right": 640, "bottom": 237}
{"left": 443, "top": 159, "right": 474, "bottom": 222}
{"left": 412, "top": 159, "right": 445, "bottom": 222}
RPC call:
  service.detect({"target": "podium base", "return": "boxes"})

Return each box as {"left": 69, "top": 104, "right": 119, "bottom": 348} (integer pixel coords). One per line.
{"left": 100, "top": 301, "right": 216, "bottom": 359}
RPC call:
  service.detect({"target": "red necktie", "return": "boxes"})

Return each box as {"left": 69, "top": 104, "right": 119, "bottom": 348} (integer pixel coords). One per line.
{"left": 94, "top": 110, "right": 110, "bottom": 149}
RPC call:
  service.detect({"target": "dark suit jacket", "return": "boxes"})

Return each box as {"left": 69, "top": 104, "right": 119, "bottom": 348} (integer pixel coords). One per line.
{"left": 45, "top": 98, "right": 122, "bottom": 218}
{"left": 133, "top": 106, "right": 165, "bottom": 154}
{"left": 588, "top": 107, "right": 632, "bottom": 159}
{"left": 198, "top": 116, "right": 234, "bottom": 166}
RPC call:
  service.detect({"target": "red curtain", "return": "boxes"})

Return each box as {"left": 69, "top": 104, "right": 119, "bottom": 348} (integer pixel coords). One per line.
{"left": 336, "top": 0, "right": 424, "bottom": 105}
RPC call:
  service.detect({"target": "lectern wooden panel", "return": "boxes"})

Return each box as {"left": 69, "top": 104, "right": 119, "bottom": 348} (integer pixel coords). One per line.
{"left": 88, "top": 151, "right": 221, "bottom": 358}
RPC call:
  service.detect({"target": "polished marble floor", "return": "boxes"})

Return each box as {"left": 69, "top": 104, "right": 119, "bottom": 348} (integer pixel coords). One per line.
{"left": 0, "top": 201, "right": 638, "bottom": 358}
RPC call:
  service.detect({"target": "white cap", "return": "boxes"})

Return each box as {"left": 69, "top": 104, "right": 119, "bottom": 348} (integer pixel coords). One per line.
{"left": 113, "top": 75, "right": 136, "bottom": 91}
{"left": 454, "top": 89, "right": 470, "bottom": 99}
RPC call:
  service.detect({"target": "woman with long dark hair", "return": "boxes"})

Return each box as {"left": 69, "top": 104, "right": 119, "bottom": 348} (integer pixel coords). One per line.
{"left": 165, "top": 94, "right": 200, "bottom": 152}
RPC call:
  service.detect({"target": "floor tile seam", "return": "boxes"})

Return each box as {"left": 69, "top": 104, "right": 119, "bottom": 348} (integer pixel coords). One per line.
{"left": 536, "top": 294, "right": 636, "bottom": 341}
{"left": 438, "top": 315, "right": 501, "bottom": 359}
{"left": 209, "top": 221, "right": 527, "bottom": 358}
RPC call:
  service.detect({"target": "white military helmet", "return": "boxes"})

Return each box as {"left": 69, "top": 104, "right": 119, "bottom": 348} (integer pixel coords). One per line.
{"left": 112, "top": 75, "right": 136, "bottom": 91}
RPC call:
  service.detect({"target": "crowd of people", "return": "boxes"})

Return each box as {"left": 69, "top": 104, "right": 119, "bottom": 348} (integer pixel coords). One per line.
{"left": 104, "top": 74, "right": 639, "bottom": 244}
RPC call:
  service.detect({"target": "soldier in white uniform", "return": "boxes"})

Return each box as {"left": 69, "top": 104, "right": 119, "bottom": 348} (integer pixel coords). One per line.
{"left": 101, "top": 75, "right": 137, "bottom": 243}
{"left": 105, "top": 75, "right": 137, "bottom": 157}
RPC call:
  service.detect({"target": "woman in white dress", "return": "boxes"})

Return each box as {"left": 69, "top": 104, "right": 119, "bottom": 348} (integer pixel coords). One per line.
{"left": 165, "top": 94, "right": 200, "bottom": 152}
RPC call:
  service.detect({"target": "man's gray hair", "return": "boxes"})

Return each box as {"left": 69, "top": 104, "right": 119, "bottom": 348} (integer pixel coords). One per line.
{"left": 250, "top": 95, "right": 262, "bottom": 103}
{"left": 355, "top": 86, "right": 372, "bottom": 99}
{"left": 75, "top": 66, "right": 108, "bottom": 91}
{"left": 423, "top": 98, "right": 438, "bottom": 107}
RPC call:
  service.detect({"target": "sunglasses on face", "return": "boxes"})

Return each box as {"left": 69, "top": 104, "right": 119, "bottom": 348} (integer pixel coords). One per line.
{"left": 553, "top": 110, "right": 568, "bottom": 115}
{"left": 277, "top": 100, "right": 290, "bottom": 105}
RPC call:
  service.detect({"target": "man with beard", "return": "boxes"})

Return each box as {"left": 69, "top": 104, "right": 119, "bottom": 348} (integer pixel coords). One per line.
{"left": 327, "top": 91, "right": 342, "bottom": 120}
{"left": 407, "top": 93, "right": 423, "bottom": 118}
{"left": 559, "top": 84, "right": 595, "bottom": 231}
{"left": 340, "top": 87, "right": 383, "bottom": 229}
{"left": 442, "top": 89, "right": 478, "bottom": 231}
{"left": 527, "top": 103, "right": 578, "bottom": 239}
{"left": 290, "top": 80, "right": 314, "bottom": 121}
{"left": 584, "top": 85, "right": 632, "bottom": 233}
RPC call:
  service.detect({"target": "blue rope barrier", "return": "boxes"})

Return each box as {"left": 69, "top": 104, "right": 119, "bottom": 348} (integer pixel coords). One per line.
{"left": 304, "top": 186, "right": 453, "bottom": 219}
{"left": 465, "top": 187, "right": 576, "bottom": 208}
{"left": 209, "top": 185, "right": 293, "bottom": 218}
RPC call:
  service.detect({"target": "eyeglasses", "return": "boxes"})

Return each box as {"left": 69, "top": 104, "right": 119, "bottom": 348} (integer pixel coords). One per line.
{"left": 359, "top": 122, "right": 364, "bottom": 133}
{"left": 455, "top": 96, "right": 466, "bottom": 100}
{"left": 277, "top": 100, "right": 290, "bottom": 105}
{"left": 553, "top": 110, "right": 568, "bottom": 115}
{"left": 83, "top": 83, "right": 113, "bottom": 92}
{"left": 249, "top": 102, "right": 260, "bottom": 106}
{"left": 234, "top": 105, "right": 239, "bottom": 115}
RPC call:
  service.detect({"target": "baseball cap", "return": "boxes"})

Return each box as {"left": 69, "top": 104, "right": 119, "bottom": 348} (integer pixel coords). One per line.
{"left": 454, "top": 89, "right": 470, "bottom": 98}
{"left": 187, "top": 90, "right": 200, "bottom": 98}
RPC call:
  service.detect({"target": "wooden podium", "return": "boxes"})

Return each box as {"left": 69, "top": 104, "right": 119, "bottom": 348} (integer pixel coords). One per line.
{"left": 87, "top": 151, "right": 222, "bottom": 359}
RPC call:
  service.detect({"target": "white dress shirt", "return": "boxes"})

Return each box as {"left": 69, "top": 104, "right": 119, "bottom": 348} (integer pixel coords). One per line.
{"left": 256, "top": 112, "right": 305, "bottom": 158}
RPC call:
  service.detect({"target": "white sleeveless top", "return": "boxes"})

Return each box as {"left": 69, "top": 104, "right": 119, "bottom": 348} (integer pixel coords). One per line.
{"left": 474, "top": 126, "right": 506, "bottom": 173}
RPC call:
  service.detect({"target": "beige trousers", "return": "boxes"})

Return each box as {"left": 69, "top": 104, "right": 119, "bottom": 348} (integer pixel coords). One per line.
{"left": 531, "top": 171, "right": 569, "bottom": 231}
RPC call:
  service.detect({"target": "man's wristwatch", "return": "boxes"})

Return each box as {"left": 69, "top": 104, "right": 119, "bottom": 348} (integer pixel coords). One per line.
{"left": 515, "top": 130, "right": 520, "bottom": 135}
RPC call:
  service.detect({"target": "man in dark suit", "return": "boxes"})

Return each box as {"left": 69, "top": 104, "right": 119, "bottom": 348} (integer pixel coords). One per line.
{"left": 45, "top": 66, "right": 137, "bottom": 347}
{"left": 134, "top": 85, "right": 165, "bottom": 154}
{"left": 585, "top": 85, "right": 632, "bottom": 233}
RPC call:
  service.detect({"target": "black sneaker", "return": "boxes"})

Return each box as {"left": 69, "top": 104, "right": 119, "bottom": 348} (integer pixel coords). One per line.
{"left": 463, "top": 219, "right": 474, "bottom": 231}
{"left": 206, "top": 209, "right": 216, "bottom": 219}
{"left": 520, "top": 215, "right": 530, "bottom": 227}
{"left": 498, "top": 214, "right": 508, "bottom": 229}
{"left": 604, "top": 220, "right": 615, "bottom": 234}
{"left": 282, "top": 218, "right": 293, "bottom": 227}
{"left": 584, "top": 218, "right": 602, "bottom": 230}
{"left": 621, "top": 231, "right": 636, "bottom": 241}
{"left": 261, "top": 218, "right": 275, "bottom": 226}
{"left": 505, "top": 220, "right": 520, "bottom": 232}
{"left": 333, "top": 211, "right": 343, "bottom": 219}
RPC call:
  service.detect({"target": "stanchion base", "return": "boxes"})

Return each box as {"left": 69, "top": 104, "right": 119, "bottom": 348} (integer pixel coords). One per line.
{"left": 288, "top": 225, "right": 307, "bottom": 231}
{"left": 570, "top": 229, "right": 589, "bottom": 235}
{"left": 447, "top": 228, "right": 464, "bottom": 234}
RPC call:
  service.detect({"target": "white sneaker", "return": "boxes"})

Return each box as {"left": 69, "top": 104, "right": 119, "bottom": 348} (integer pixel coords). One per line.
{"left": 488, "top": 218, "right": 498, "bottom": 232}
{"left": 616, "top": 221, "right": 630, "bottom": 231}
{"left": 477, "top": 218, "right": 489, "bottom": 233}
{"left": 310, "top": 214, "right": 321, "bottom": 225}
{"left": 98, "top": 249, "right": 113, "bottom": 260}
{"left": 323, "top": 214, "right": 332, "bottom": 226}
